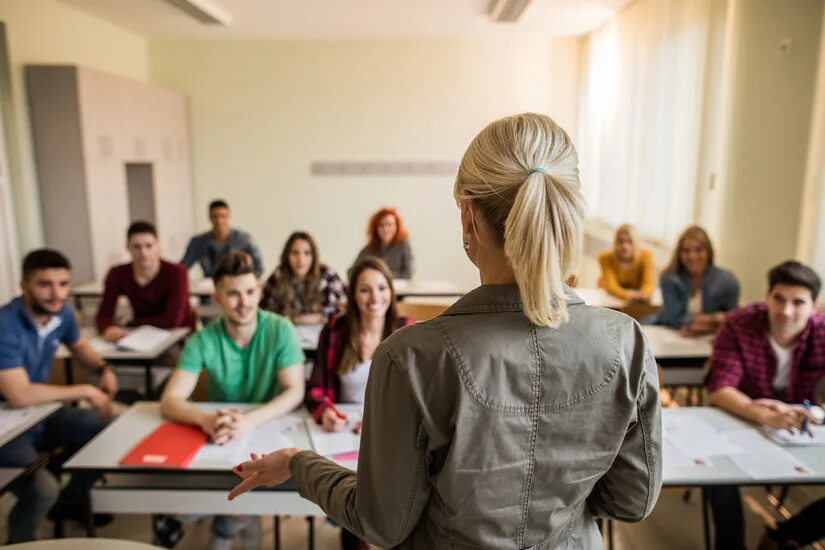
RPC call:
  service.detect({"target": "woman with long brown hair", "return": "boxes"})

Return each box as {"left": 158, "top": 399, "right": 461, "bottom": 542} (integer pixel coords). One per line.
{"left": 260, "top": 231, "right": 346, "bottom": 325}
{"left": 653, "top": 225, "right": 740, "bottom": 335}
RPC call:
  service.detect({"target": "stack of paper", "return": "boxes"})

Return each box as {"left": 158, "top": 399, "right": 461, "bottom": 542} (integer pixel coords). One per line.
{"left": 761, "top": 424, "right": 825, "bottom": 447}
{"left": 117, "top": 326, "right": 172, "bottom": 353}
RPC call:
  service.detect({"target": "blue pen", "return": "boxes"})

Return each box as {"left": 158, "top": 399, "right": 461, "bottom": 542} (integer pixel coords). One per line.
{"left": 801, "top": 400, "right": 812, "bottom": 438}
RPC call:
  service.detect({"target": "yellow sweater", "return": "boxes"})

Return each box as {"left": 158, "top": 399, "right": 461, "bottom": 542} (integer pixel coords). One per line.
{"left": 598, "top": 249, "right": 656, "bottom": 301}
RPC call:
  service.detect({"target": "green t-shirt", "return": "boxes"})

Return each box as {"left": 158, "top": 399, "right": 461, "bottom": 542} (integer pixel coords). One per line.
{"left": 178, "top": 310, "right": 305, "bottom": 403}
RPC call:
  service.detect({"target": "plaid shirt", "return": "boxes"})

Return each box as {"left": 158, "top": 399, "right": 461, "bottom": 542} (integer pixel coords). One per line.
{"left": 306, "top": 314, "right": 414, "bottom": 422}
{"left": 706, "top": 302, "right": 825, "bottom": 403}
{"left": 260, "top": 263, "right": 346, "bottom": 321}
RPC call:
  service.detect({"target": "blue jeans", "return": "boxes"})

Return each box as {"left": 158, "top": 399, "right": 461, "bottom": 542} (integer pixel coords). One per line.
{"left": 0, "top": 406, "right": 105, "bottom": 543}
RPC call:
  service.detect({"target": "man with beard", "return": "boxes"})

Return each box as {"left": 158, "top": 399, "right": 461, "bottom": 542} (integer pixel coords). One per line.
{"left": 706, "top": 260, "right": 825, "bottom": 550}
{"left": 96, "top": 220, "right": 194, "bottom": 342}
{"left": 157, "top": 251, "right": 304, "bottom": 549}
{"left": 0, "top": 248, "right": 118, "bottom": 542}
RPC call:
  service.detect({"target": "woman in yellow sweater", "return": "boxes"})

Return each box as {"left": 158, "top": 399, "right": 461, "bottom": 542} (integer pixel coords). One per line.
{"left": 598, "top": 224, "right": 655, "bottom": 302}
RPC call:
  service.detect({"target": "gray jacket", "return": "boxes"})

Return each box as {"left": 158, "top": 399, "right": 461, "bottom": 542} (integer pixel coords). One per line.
{"left": 291, "top": 284, "right": 662, "bottom": 549}
{"left": 352, "top": 240, "right": 414, "bottom": 280}
{"left": 180, "top": 228, "right": 264, "bottom": 277}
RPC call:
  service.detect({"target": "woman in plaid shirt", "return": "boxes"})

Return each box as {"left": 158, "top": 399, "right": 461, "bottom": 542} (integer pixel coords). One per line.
{"left": 260, "top": 231, "right": 347, "bottom": 325}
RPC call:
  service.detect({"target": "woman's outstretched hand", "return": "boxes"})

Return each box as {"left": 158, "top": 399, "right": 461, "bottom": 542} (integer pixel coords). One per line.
{"left": 228, "top": 448, "right": 302, "bottom": 501}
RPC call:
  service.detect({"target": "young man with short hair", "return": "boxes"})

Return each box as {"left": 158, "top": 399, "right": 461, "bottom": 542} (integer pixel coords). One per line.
{"left": 706, "top": 260, "right": 825, "bottom": 550}
{"left": 180, "top": 200, "right": 264, "bottom": 277}
{"left": 97, "top": 220, "right": 193, "bottom": 342}
{"left": 159, "top": 251, "right": 305, "bottom": 549}
{"left": 0, "top": 249, "right": 118, "bottom": 542}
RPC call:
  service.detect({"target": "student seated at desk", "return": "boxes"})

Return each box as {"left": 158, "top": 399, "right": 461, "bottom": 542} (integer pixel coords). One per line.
{"left": 0, "top": 249, "right": 118, "bottom": 543}
{"left": 653, "top": 225, "right": 739, "bottom": 336}
{"left": 159, "top": 251, "right": 305, "bottom": 550}
{"left": 598, "top": 224, "right": 655, "bottom": 302}
{"left": 181, "top": 199, "right": 264, "bottom": 278}
{"left": 351, "top": 207, "right": 414, "bottom": 280}
{"left": 97, "top": 221, "right": 194, "bottom": 342}
{"left": 306, "top": 258, "right": 412, "bottom": 550}
{"left": 706, "top": 260, "right": 825, "bottom": 550}
{"left": 261, "top": 231, "right": 346, "bottom": 325}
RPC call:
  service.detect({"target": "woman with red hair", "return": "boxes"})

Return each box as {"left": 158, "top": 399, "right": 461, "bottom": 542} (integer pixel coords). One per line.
{"left": 350, "top": 207, "right": 414, "bottom": 279}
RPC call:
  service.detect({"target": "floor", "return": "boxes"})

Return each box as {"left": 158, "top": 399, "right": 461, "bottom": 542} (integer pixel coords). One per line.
{"left": 1, "top": 484, "right": 823, "bottom": 549}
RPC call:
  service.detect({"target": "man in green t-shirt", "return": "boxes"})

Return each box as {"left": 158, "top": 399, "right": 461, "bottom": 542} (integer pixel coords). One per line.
{"left": 159, "top": 251, "right": 305, "bottom": 549}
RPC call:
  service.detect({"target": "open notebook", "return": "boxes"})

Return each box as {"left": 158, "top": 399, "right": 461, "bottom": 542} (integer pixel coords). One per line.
{"left": 117, "top": 326, "right": 172, "bottom": 353}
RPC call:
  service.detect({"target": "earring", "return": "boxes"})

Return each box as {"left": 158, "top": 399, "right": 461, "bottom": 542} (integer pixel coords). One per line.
{"left": 462, "top": 234, "right": 470, "bottom": 251}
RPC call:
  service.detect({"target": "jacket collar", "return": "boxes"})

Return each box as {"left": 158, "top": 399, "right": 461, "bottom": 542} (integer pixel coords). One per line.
{"left": 442, "top": 283, "right": 584, "bottom": 316}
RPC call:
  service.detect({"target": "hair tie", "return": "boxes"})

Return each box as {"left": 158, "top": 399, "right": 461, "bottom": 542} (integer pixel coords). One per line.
{"left": 529, "top": 167, "right": 549, "bottom": 175}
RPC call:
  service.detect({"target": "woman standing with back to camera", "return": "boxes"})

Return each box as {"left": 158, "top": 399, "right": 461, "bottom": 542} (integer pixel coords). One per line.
{"left": 229, "top": 113, "right": 663, "bottom": 549}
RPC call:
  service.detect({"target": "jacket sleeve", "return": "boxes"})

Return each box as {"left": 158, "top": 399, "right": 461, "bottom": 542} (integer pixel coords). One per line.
{"left": 399, "top": 240, "right": 414, "bottom": 280}
{"left": 655, "top": 275, "right": 688, "bottom": 328}
{"left": 587, "top": 325, "right": 662, "bottom": 521}
{"left": 305, "top": 321, "right": 334, "bottom": 421}
{"left": 718, "top": 272, "right": 741, "bottom": 313}
{"left": 599, "top": 252, "right": 629, "bottom": 301}
{"left": 291, "top": 346, "right": 431, "bottom": 547}
{"left": 639, "top": 250, "right": 657, "bottom": 298}
{"left": 180, "top": 237, "right": 199, "bottom": 269}
{"left": 244, "top": 237, "right": 265, "bottom": 277}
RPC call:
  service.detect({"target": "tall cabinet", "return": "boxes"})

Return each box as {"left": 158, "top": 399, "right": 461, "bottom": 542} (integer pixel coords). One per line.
{"left": 25, "top": 65, "right": 193, "bottom": 284}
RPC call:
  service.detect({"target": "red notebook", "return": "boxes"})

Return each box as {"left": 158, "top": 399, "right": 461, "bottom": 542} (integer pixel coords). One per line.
{"left": 120, "top": 422, "right": 208, "bottom": 468}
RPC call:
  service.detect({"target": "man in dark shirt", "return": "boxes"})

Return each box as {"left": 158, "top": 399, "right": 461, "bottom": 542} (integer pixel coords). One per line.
{"left": 96, "top": 221, "right": 193, "bottom": 342}
{"left": 180, "top": 199, "right": 263, "bottom": 277}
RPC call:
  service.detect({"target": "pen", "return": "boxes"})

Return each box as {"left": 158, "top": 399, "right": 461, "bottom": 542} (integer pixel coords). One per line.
{"left": 323, "top": 396, "right": 348, "bottom": 420}
{"left": 801, "top": 399, "right": 812, "bottom": 438}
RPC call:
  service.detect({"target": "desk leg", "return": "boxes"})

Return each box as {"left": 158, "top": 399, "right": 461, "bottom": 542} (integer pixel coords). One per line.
{"left": 85, "top": 477, "right": 97, "bottom": 538}
{"left": 306, "top": 516, "right": 314, "bottom": 550}
{"left": 145, "top": 364, "right": 153, "bottom": 400}
{"left": 273, "top": 516, "right": 281, "bottom": 550}
{"left": 701, "top": 487, "right": 711, "bottom": 550}
{"left": 64, "top": 358, "right": 74, "bottom": 386}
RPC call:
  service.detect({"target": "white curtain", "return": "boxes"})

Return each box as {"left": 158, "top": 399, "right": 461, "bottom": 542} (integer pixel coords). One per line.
{"left": 577, "top": 0, "right": 713, "bottom": 245}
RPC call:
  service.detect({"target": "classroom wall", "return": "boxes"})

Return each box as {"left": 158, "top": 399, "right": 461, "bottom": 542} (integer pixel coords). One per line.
{"left": 0, "top": 0, "right": 149, "bottom": 254}
{"left": 713, "top": 0, "right": 824, "bottom": 303}
{"left": 149, "top": 38, "right": 581, "bottom": 288}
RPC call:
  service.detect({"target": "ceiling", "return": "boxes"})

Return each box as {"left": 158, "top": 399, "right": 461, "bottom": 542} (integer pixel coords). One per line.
{"left": 60, "top": 0, "right": 633, "bottom": 39}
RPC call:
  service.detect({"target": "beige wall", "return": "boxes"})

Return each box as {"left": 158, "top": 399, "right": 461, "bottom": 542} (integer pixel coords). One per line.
{"left": 0, "top": 0, "right": 148, "bottom": 254}
{"left": 713, "top": 0, "right": 823, "bottom": 303}
{"left": 149, "top": 38, "right": 581, "bottom": 288}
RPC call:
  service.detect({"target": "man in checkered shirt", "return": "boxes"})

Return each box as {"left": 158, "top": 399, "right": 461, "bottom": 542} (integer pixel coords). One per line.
{"left": 706, "top": 260, "right": 825, "bottom": 550}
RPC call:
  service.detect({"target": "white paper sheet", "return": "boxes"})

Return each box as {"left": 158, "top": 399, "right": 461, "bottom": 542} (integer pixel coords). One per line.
{"left": 117, "top": 326, "right": 171, "bottom": 353}
{"left": 0, "top": 408, "right": 32, "bottom": 435}
{"left": 761, "top": 424, "right": 825, "bottom": 447}
{"left": 729, "top": 448, "right": 815, "bottom": 480}
{"left": 294, "top": 324, "right": 323, "bottom": 349}
{"left": 663, "top": 441, "right": 714, "bottom": 468}
{"left": 306, "top": 408, "right": 363, "bottom": 456}
{"left": 192, "top": 417, "right": 299, "bottom": 468}
{"left": 664, "top": 415, "right": 743, "bottom": 458}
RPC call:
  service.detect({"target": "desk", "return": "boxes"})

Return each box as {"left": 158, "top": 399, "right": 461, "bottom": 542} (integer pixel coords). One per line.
{"left": 64, "top": 402, "right": 336, "bottom": 547}
{"left": 641, "top": 325, "right": 712, "bottom": 387}
{"left": 393, "top": 279, "right": 466, "bottom": 299}
{"left": 574, "top": 287, "right": 664, "bottom": 310}
{"left": 56, "top": 328, "right": 190, "bottom": 398}
{"left": 5, "top": 538, "right": 165, "bottom": 549}
{"left": 0, "top": 403, "right": 63, "bottom": 496}
{"left": 662, "top": 407, "right": 825, "bottom": 549}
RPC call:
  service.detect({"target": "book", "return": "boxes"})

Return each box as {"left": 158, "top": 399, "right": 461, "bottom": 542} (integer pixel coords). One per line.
{"left": 120, "top": 423, "right": 208, "bottom": 468}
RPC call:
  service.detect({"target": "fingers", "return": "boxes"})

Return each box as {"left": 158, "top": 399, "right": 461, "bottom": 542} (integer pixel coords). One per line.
{"left": 228, "top": 474, "right": 263, "bottom": 501}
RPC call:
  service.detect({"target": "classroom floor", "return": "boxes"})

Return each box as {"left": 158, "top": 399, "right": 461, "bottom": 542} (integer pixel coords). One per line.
{"left": 1, "top": 484, "right": 823, "bottom": 549}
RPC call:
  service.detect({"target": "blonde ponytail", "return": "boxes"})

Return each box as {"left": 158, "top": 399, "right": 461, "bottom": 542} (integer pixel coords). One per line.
{"left": 455, "top": 113, "right": 585, "bottom": 327}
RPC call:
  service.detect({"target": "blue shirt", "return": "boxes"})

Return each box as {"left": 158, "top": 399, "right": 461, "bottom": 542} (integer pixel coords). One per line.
{"left": 180, "top": 228, "right": 264, "bottom": 277}
{"left": 0, "top": 297, "right": 80, "bottom": 383}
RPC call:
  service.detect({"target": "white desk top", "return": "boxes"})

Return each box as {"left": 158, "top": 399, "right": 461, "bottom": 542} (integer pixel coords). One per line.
{"left": 573, "top": 287, "right": 664, "bottom": 310}
{"left": 294, "top": 323, "right": 323, "bottom": 350}
{"left": 5, "top": 539, "right": 165, "bottom": 550}
{"left": 393, "top": 279, "right": 466, "bottom": 298}
{"left": 0, "top": 402, "right": 62, "bottom": 449}
{"left": 65, "top": 402, "right": 317, "bottom": 472}
{"left": 55, "top": 327, "right": 189, "bottom": 361}
{"left": 662, "top": 407, "right": 825, "bottom": 486}
{"left": 641, "top": 325, "right": 713, "bottom": 359}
